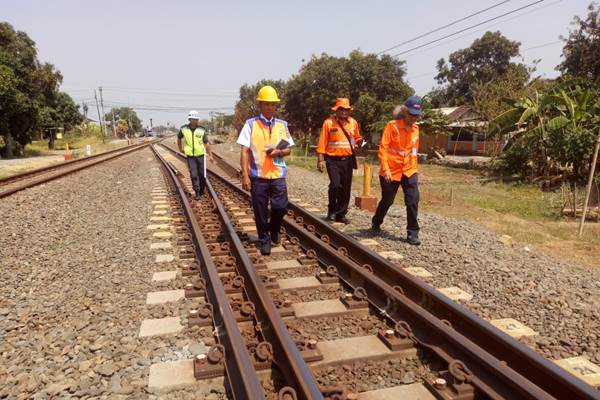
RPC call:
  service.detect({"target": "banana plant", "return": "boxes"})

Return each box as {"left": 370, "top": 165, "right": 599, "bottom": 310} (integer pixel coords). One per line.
{"left": 490, "top": 79, "right": 600, "bottom": 178}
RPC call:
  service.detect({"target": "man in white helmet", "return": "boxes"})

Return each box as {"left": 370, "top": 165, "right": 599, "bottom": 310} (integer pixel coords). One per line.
{"left": 177, "top": 110, "right": 214, "bottom": 199}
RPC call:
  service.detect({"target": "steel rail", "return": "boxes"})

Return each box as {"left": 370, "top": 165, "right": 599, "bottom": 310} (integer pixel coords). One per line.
{"left": 0, "top": 142, "right": 149, "bottom": 198}
{"left": 205, "top": 178, "right": 325, "bottom": 400}
{"left": 150, "top": 145, "right": 266, "bottom": 400}
{"left": 0, "top": 141, "right": 149, "bottom": 185}
{"left": 205, "top": 150, "right": 600, "bottom": 400}
{"left": 205, "top": 161, "right": 552, "bottom": 400}
{"left": 159, "top": 143, "right": 324, "bottom": 399}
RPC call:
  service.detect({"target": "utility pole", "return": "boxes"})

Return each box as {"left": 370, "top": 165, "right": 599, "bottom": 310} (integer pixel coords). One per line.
{"left": 578, "top": 129, "right": 600, "bottom": 237}
{"left": 128, "top": 114, "right": 133, "bottom": 138}
{"left": 111, "top": 109, "right": 117, "bottom": 137}
{"left": 94, "top": 89, "right": 105, "bottom": 143}
{"left": 98, "top": 86, "right": 107, "bottom": 139}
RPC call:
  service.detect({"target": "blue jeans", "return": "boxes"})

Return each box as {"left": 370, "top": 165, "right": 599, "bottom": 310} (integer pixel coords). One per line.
{"left": 250, "top": 177, "right": 288, "bottom": 245}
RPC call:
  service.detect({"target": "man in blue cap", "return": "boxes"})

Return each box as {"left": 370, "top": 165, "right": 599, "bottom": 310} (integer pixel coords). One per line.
{"left": 371, "top": 96, "right": 423, "bottom": 245}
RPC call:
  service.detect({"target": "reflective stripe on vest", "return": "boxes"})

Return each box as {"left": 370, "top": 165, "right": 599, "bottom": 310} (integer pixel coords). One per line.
{"left": 387, "top": 123, "right": 418, "bottom": 157}
{"left": 248, "top": 118, "right": 289, "bottom": 179}
{"left": 326, "top": 140, "right": 352, "bottom": 150}
{"left": 386, "top": 147, "right": 417, "bottom": 157}
{"left": 181, "top": 126, "right": 205, "bottom": 157}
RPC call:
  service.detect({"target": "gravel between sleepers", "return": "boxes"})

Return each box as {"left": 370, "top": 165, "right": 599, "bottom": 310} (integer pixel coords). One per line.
{"left": 214, "top": 143, "right": 600, "bottom": 368}
{"left": 0, "top": 148, "right": 223, "bottom": 399}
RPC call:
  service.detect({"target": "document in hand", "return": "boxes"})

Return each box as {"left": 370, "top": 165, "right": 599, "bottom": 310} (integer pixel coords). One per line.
{"left": 275, "top": 139, "right": 291, "bottom": 150}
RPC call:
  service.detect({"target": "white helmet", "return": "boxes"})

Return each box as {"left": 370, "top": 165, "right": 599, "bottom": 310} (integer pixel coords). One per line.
{"left": 187, "top": 110, "right": 200, "bottom": 120}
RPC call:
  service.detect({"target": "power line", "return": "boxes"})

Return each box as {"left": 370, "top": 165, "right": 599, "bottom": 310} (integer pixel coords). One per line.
{"left": 399, "top": 0, "right": 562, "bottom": 61}
{"left": 522, "top": 39, "right": 563, "bottom": 51}
{"left": 404, "top": 39, "right": 564, "bottom": 81}
{"left": 99, "top": 101, "right": 234, "bottom": 112}
{"left": 105, "top": 89, "right": 237, "bottom": 98}
{"left": 377, "top": 0, "right": 512, "bottom": 55}
{"left": 391, "top": 0, "right": 546, "bottom": 58}
{"left": 64, "top": 86, "right": 239, "bottom": 99}
{"left": 103, "top": 86, "right": 238, "bottom": 96}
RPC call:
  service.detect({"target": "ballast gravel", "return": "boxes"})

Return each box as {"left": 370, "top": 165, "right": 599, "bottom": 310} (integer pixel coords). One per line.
{"left": 0, "top": 148, "right": 218, "bottom": 399}
{"left": 215, "top": 143, "right": 600, "bottom": 368}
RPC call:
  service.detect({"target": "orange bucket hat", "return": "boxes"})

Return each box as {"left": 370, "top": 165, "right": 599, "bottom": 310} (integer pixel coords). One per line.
{"left": 331, "top": 98, "right": 352, "bottom": 111}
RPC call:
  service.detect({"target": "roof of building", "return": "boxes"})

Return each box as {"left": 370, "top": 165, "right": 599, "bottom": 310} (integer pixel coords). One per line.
{"left": 432, "top": 105, "right": 482, "bottom": 122}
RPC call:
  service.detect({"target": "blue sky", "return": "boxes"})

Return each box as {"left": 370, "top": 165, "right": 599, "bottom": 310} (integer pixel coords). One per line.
{"left": 2, "top": 0, "right": 591, "bottom": 126}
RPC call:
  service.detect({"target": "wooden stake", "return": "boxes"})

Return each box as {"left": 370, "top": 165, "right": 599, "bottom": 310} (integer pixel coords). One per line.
{"left": 578, "top": 129, "right": 600, "bottom": 237}
{"left": 573, "top": 183, "right": 577, "bottom": 218}
{"left": 362, "top": 160, "right": 371, "bottom": 197}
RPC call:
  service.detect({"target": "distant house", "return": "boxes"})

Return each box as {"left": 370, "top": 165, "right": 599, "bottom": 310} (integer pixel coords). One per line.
{"left": 419, "top": 106, "right": 503, "bottom": 156}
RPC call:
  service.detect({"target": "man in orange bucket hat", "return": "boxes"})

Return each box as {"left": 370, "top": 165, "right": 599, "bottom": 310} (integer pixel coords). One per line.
{"left": 316, "top": 98, "right": 362, "bottom": 224}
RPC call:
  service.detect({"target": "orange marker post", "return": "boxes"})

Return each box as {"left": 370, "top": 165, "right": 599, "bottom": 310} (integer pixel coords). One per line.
{"left": 355, "top": 160, "right": 378, "bottom": 212}
{"left": 64, "top": 143, "right": 72, "bottom": 161}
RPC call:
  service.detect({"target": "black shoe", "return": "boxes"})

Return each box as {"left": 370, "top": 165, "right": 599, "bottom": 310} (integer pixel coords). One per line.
{"left": 407, "top": 235, "right": 421, "bottom": 246}
{"left": 271, "top": 232, "right": 280, "bottom": 246}
{"left": 335, "top": 215, "right": 349, "bottom": 224}
{"left": 326, "top": 213, "right": 335, "bottom": 221}
{"left": 259, "top": 242, "right": 271, "bottom": 255}
{"left": 371, "top": 224, "right": 382, "bottom": 234}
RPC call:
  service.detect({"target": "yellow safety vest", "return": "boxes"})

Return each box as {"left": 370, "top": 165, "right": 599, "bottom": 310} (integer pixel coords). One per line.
{"left": 247, "top": 117, "right": 289, "bottom": 179}
{"left": 181, "top": 125, "right": 206, "bottom": 157}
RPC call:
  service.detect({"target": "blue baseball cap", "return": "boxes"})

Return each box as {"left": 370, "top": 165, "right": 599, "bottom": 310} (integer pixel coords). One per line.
{"left": 405, "top": 96, "right": 424, "bottom": 116}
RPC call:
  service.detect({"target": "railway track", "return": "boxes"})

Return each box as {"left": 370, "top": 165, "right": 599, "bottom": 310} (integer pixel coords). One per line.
{"left": 151, "top": 142, "right": 600, "bottom": 400}
{"left": 0, "top": 141, "right": 150, "bottom": 198}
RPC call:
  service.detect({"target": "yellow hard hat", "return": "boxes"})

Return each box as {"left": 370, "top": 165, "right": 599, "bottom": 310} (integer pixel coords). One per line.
{"left": 256, "top": 85, "right": 280, "bottom": 102}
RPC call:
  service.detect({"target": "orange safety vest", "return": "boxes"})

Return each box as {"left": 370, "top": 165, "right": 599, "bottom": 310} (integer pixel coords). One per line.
{"left": 316, "top": 117, "right": 361, "bottom": 157}
{"left": 247, "top": 117, "right": 290, "bottom": 179}
{"left": 378, "top": 119, "right": 419, "bottom": 180}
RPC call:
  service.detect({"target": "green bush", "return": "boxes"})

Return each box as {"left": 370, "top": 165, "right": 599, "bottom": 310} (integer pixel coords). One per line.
{"left": 496, "top": 140, "right": 530, "bottom": 175}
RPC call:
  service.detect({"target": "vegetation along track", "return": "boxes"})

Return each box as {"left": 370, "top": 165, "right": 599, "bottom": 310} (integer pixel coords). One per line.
{"left": 0, "top": 141, "right": 150, "bottom": 198}
{"left": 153, "top": 142, "right": 600, "bottom": 400}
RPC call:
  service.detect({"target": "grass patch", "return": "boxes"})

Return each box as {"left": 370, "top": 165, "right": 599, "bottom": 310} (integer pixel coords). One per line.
{"left": 24, "top": 141, "right": 53, "bottom": 156}
{"left": 0, "top": 134, "right": 130, "bottom": 180}
{"left": 294, "top": 155, "right": 600, "bottom": 267}
{"left": 24, "top": 134, "right": 127, "bottom": 156}
{"left": 287, "top": 154, "right": 319, "bottom": 172}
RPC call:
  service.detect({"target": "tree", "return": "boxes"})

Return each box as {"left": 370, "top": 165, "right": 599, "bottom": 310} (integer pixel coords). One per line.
{"left": 490, "top": 79, "right": 600, "bottom": 179}
{"left": 419, "top": 96, "right": 451, "bottom": 136}
{"left": 105, "top": 107, "right": 142, "bottom": 136}
{"left": 233, "top": 79, "right": 286, "bottom": 132}
{"left": 37, "top": 91, "right": 83, "bottom": 149}
{"left": 0, "top": 22, "right": 65, "bottom": 156}
{"left": 471, "top": 67, "right": 537, "bottom": 135}
{"left": 285, "top": 50, "right": 412, "bottom": 146}
{"left": 115, "top": 119, "right": 129, "bottom": 137}
{"left": 558, "top": 2, "right": 600, "bottom": 82}
{"left": 435, "top": 31, "right": 529, "bottom": 106}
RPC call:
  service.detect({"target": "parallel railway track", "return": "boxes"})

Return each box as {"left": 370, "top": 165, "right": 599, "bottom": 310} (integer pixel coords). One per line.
{"left": 152, "top": 142, "right": 600, "bottom": 400}
{"left": 0, "top": 141, "right": 150, "bottom": 198}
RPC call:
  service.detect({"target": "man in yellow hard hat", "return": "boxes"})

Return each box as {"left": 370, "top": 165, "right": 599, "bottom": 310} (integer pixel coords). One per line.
{"left": 177, "top": 110, "right": 214, "bottom": 199}
{"left": 237, "top": 85, "right": 294, "bottom": 255}
{"left": 316, "top": 98, "right": 362, "bottom": 223}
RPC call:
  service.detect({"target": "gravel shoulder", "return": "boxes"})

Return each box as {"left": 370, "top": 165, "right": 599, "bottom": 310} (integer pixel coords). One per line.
{"left": 0, "top": 148, "right": 217, "bottom": 399}
{"left": 215, "top": 144, "right": 600, "bottom": 368}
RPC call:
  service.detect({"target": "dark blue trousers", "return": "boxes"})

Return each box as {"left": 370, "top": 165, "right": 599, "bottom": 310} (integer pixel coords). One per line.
{"left": 325, "top": 156, "right": 354, "bottom": 217}
{"left": 186, "top": 156, "right": 206, "bottom": 195}
{"left": 372, "top": 173, "right": 420, "bottom": 236}
{"left": 250, "top": 177, "right": 288, "bottom": 245}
